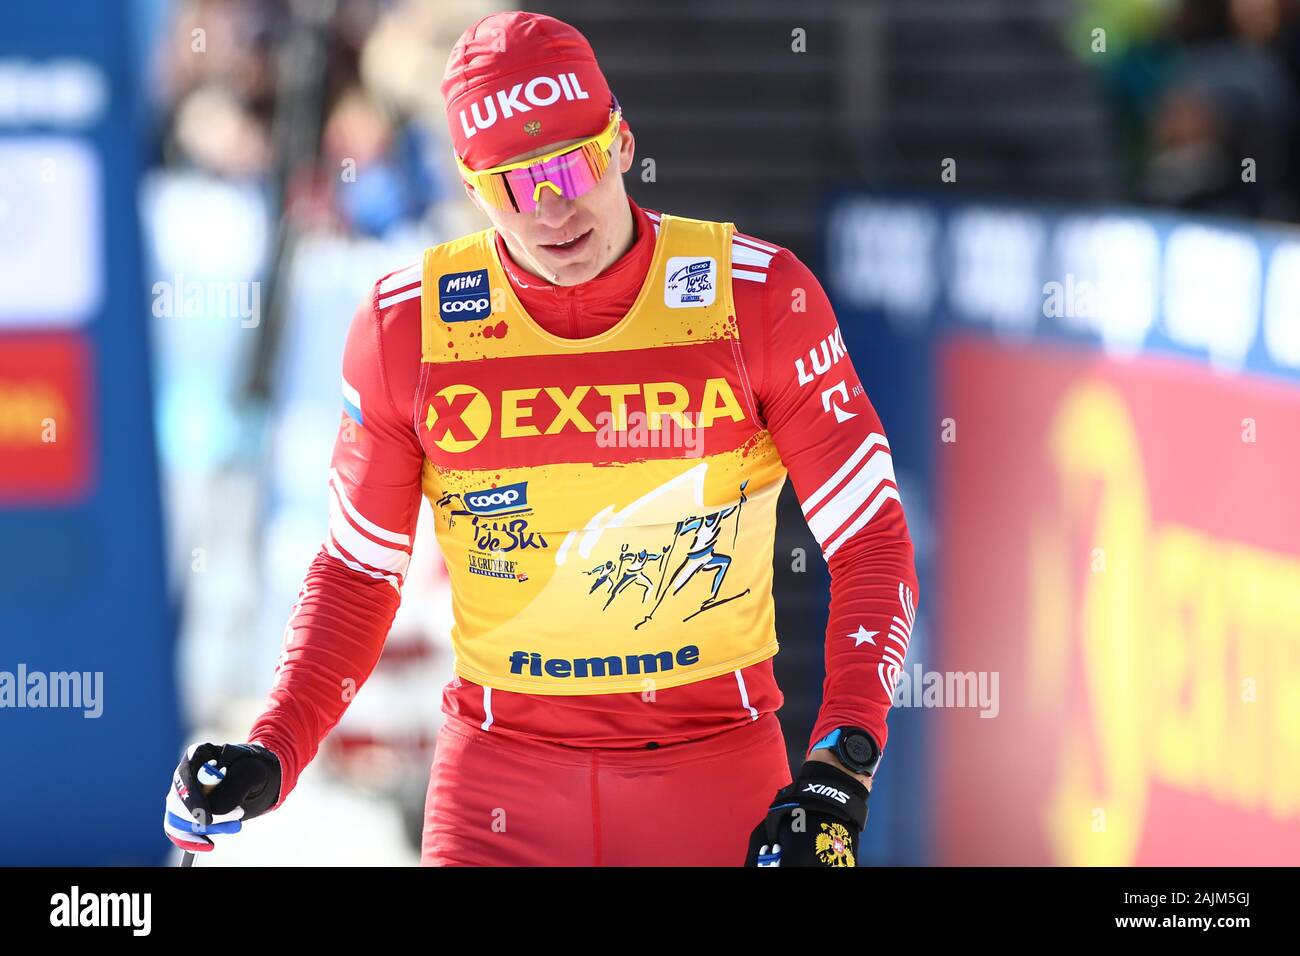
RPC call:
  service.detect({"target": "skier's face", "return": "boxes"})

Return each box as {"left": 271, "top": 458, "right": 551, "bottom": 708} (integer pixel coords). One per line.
{"left": 467, "top": 128, "right": 637, "bottom": 287}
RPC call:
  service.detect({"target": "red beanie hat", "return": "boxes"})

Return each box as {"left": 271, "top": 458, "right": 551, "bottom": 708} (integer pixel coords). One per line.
{"left": 442, "top": 11, "right": 615, "bottom": 171}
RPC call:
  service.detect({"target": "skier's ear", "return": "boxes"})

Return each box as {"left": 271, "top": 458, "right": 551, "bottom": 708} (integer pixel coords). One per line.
{"left": 616, "top": 128, "right": 635, "bottom": 175}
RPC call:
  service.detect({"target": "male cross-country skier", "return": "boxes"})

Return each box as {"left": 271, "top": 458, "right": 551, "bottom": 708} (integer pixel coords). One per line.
{"left": 164, "top": 10, "right": 918, "bottom": 867}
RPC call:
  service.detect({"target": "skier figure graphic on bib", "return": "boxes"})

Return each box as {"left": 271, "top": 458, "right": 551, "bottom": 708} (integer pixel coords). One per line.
{"left": 638, "top": 481, "right": 750, "bottom": 629}
{"left": 584, "top": 560, "right": 617, "bottom": 595}
{"left": 603, "top": 544, "right": 669, "bottom": 609}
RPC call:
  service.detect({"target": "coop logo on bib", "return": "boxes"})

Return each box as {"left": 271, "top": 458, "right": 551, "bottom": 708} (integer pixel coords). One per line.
{"left": 664, "top": 257, "right": 716, "bottom": 308}
{"left": 465, "top": 481, "right": 529, "bottom": 516}
{"left": 438, "top": 269, "right": 492, "bottom": 322}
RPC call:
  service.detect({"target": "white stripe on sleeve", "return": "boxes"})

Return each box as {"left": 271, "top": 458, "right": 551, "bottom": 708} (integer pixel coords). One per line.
{"left": 731, "top": 243, "right": 773, "bottom": 269}
{"left": 378, "top": 263, "right": 421, "bottom": 294}
{"left": 378, "top": 285, "right": 421, "bottom": 310}
{"left": 733, "top": 233, "right": 779, "bottom": 254}
{"left": 805, "top": 446, "right": 897, "bottom": 549}
{"left": 325, "top": 538, "right": 401, "bottom": 591}
{"left": 825, "top": 486, "right": 901, "bottom": 559}
{"left": 329, "top": 469, "right": 410, "bottom": 545}
{"left": 328, "top": 483, "right": 411, "bottom": 577}
{"left": 801, "top": 433, "right": 891, "bottom": 516}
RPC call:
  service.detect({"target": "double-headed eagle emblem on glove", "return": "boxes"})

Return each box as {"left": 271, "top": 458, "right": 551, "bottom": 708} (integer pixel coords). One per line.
{"left": 815, "top": 822, "right": 857, "bottom": 867}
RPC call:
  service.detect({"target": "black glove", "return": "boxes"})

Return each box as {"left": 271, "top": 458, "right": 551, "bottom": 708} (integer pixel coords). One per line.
{"left": 164, "top": 742, "right": 282, "bottom": 852}
{"left": 744, "top": 760, "right": 869, "bottom": 867}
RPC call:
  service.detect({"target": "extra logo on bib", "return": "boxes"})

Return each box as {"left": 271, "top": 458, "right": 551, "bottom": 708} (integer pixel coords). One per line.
{"left": 664, "top": 257, "right": 716, "bottom": 308}
{"left": 439, "top": 269, "right": 492, "bottom": 321}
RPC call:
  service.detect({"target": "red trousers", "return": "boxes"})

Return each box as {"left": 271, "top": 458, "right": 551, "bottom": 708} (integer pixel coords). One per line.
{"left": 421, "top": 711, "right": 792, "bottom": 866}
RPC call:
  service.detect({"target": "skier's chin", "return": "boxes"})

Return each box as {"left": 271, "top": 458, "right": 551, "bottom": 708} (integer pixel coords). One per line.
{"left": 541, "top": 252, "right": 602, "bottom": 287}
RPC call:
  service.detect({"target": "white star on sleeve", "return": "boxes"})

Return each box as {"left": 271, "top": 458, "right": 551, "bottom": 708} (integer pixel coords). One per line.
{"left": 851, "top": 625, "right": 878, "bottom": 647}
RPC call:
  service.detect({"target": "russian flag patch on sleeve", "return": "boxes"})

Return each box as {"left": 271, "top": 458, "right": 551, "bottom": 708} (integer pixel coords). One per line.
{"left": 342, "top": 375, "right": 364, "bottom": 426}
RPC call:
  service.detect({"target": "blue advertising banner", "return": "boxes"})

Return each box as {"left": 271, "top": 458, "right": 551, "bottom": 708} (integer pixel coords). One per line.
{"left": 0, "top": 2, "right": 178, "bottom": 864}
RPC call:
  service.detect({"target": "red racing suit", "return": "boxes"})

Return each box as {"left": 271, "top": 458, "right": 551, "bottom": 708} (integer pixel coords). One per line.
{"left": 248, "top": 199, "right": 919, "bottom": 860}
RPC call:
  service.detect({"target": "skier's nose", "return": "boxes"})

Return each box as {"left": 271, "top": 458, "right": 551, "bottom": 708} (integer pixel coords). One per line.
{"left": 532, "top": 186, "right": 577, "bottom": 228}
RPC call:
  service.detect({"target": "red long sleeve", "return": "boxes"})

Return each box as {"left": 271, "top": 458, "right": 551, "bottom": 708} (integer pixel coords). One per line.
{"left": 748, "top": 245, "right": 919, "bottom": 759}
{"left": 248, "top": 281, "right": 426, "bottom": 805}
{"left": 249, "top": 552, "right": 402, "bottom": 806}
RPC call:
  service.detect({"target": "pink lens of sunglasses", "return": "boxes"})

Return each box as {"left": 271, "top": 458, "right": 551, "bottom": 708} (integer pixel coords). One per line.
{"left": 502, "top": 148, "right": 605, "bottom": 212}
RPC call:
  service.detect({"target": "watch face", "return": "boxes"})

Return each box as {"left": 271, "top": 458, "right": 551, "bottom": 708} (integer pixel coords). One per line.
{"left": 842, "top": 732, "right": 877, "bottom": 770}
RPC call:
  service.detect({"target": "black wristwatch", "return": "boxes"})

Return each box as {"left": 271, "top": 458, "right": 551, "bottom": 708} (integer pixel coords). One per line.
{"left": 810, "top": 726, "right": 881, "bottom": 777}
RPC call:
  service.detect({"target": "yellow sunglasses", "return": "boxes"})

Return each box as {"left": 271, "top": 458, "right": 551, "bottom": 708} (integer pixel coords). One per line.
{"left": 456, "top": 108, "right": 623, "bottom": 213}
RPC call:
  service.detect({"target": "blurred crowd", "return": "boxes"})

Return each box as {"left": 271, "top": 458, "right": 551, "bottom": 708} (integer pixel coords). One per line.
{"left": 140, "top": 1, "right": 492, "bottom": 857}
{"left": 1088, "top": 0, "right": 1300, "bottom": 220}
{"left": 149, "top": 0, "right": 492, "bottom": 237}
{"left": 152, "top": 0, "right": 1300, "bottom": 228}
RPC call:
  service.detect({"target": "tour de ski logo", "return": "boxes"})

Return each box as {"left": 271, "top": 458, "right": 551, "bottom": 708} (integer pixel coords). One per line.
{"left": 664, "top": 256, "right": 716, "bottom": 308}
{"left": 436, "top": 481, "right": 543, "bottom": 583}
{"left": 815, "top": 822, "right": 856, "bottom": 867}
{"left": 438, "top": 269, "right": 492, "bottom": 322}
{"left": 585, "top": 480, "right": 751, "bottom": 628}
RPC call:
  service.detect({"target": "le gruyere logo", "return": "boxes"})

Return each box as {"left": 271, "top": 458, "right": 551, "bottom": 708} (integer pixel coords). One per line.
{"left": 424, "top": 377, "right": 745, "bottom": 454}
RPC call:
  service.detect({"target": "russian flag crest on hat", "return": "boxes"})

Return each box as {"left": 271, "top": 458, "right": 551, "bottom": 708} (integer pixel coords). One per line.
{"left": 442, "top": 11, "right": 615, "bottom": 171}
